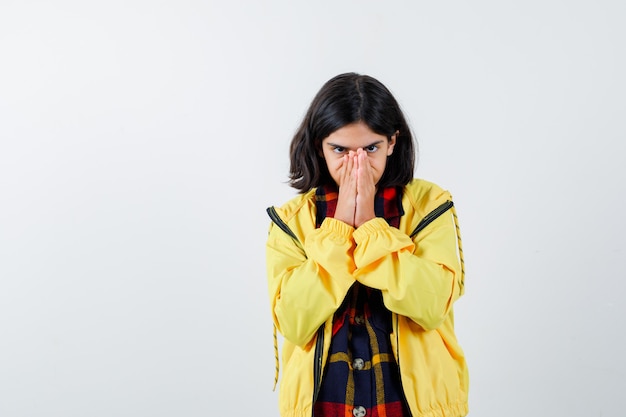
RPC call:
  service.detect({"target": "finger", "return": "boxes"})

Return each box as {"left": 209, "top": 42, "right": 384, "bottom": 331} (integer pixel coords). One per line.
{"left": 346, "top": 153, "right": 355, "bottom": 181}
{"left": 343, "top": 155, "right": 352, "bottom": 182}
{"left": 335, "top": 155, "right": 345, "bottom": 185}
{"left": 358, "top": 154, "right": 374, "bottom": 191}
{"left": 352, "top": 151, "right": 359, "bottom": 178}
{"left": 357, "top": 151, "right": 367, "bottom": 178}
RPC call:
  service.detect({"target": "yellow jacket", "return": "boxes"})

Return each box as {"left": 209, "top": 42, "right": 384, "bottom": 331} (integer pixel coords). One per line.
{"left": 266, "top": 179, "right": 468, "bottom": 417}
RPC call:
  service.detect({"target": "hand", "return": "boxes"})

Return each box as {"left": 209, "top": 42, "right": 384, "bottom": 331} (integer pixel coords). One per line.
{"left": 334, "top": 151, "right": 357, "bottom": 227}
{"left": 354, "top": 148, "right": 376, "bottom": 228}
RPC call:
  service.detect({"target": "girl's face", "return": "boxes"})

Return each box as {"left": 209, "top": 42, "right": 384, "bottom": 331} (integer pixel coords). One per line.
{"left": 321, "top": 121, "right": 396, "bottom": 187}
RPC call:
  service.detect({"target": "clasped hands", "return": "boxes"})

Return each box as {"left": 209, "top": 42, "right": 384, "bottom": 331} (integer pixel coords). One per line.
{"left": 333, "top": 148, "right": 376, "bottom": 228}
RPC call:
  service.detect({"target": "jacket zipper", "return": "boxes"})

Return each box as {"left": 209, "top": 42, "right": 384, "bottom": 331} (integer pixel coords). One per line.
{"left": 394, "top": 313, "right": 400, "bottom": 371}
{"left": 394, "top": 315, "right": 414, "bottom": 417}
{"left": 410, "top": 201, "right": 454, "bottom": 238}
{"left": 267, "top": 206, "right": 299, "bottom": 241}
{"left": 311, "top": 325, "right": 325, "bottom": 411}
{"left": 267, "top": 206, "right": 305, "bottom": 253}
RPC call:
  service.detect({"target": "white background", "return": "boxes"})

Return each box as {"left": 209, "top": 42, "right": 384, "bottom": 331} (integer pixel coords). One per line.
{"left": 1, "top": 1, "right": 625, "bottom": 416}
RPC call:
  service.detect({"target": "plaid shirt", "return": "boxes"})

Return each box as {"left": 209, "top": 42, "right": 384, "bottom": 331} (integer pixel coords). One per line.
{"left": 315, "top": 185, "right": 404, "bottom": 229}
{"left": 313, "top": 185, "right": 410, "bottom": 417}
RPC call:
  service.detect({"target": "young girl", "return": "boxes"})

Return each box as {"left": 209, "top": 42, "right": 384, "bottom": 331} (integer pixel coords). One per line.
{"left": 266, "top": 73, "right": 468, "bottom": 417}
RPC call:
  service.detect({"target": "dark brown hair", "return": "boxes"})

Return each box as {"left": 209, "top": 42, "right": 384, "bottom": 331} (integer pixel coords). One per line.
{"left": 289, "top": 72, "right": 416, "bottom": 192}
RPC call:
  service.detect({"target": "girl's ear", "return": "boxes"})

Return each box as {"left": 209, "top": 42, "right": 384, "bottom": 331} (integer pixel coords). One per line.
{"left": 387, "top": 131, "right": 399, "bottom": 156}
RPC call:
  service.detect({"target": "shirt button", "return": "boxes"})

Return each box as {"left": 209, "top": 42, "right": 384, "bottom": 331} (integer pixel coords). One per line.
{"left": 353, "top": 358, "right": 364, "bottom": 370}
{"left": 353, "top": 405, "right": 366, "bottom": 417}
{"left": 354, "top": 315, "right": 365, "bottom": 325}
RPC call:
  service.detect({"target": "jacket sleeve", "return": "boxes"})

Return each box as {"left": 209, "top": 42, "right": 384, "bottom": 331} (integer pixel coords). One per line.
{"left": 266, "top": 217, "right": 356, "bottom": 347}
{"left": 352, "top": 209, "right": 464, "bottom": 331}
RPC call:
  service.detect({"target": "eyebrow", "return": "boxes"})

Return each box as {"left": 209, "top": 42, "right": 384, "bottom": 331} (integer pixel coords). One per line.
{"left": 326, "top": 140, "right": 385, "bottom": 150}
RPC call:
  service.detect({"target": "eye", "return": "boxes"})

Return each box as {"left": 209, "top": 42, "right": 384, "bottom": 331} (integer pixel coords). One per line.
{"left": 364, "top": 145, "right": 379, "bottom": 153}
{"left": 332, "top": 146, "right": 346, "bottom": 154}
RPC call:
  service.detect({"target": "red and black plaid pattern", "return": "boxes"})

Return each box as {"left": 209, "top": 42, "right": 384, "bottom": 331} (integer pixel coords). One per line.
{"left": 314, "top": 185, "right": 410, "bottom": 417}
{"left": 315, "top": 184, "right": 404, "bottom": 228}
{"left": 313, "top": 284, "right": 411, "bottom": 417}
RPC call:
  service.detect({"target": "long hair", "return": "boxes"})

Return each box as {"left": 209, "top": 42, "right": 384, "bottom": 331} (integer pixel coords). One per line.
{"left": 289, "top": 72, "right": 416, "bottom": 192}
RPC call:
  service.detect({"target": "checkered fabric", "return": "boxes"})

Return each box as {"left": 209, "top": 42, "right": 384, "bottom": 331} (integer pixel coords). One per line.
{"left": 313, "top": 185, "right": 410, "bottom": 417}
{"left": 315, "top": 184, "right": 404, "bottom": 228}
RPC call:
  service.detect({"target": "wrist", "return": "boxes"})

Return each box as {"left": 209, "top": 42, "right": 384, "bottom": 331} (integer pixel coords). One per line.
{"left": 354, "top": 209, "right": 375, "bottom": 228}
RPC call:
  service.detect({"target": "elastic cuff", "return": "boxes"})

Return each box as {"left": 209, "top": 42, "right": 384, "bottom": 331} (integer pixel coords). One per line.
{"left": 320, "top": 217, "right": 355, "bottom": 238}
{"left": 353, "top": 217, "right": 389, "bottom": 244}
